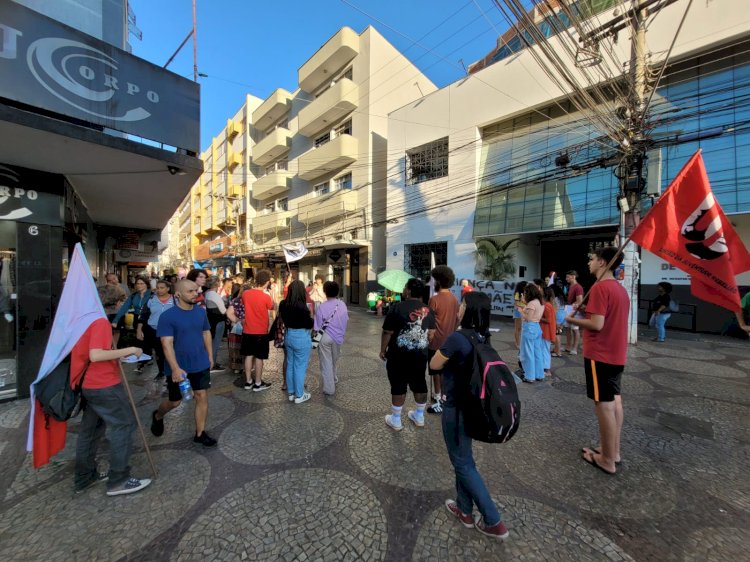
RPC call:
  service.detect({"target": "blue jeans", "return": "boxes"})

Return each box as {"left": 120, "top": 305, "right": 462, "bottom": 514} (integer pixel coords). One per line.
{"left": 285, "top": 328, "right": 312, "bottom": 398}
{"left": 75, "top": 384, "right": 135, "bottom": 489}
{"left": 520, "top": 322, "right": 544, "bottom": 380}
{"left": 654, "top": 312, "right": 670, "bottom": 341}
{"left": 442, "top": 406, "right": 501, "bottom": 526}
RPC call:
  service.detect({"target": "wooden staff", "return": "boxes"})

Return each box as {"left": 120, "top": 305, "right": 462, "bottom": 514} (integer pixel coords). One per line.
{"left": 118, "top": 362, "right": 158, "bottom": 478}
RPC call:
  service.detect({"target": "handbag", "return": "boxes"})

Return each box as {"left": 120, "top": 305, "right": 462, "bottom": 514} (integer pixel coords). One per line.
{"left": 269, "top": 316, "right": 285, "bottom": 348}
{"left": 312, "top": 302, "right": 339, "bottom": 349}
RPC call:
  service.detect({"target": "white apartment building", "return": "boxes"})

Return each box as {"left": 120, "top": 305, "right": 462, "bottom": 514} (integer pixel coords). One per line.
{"left": 248, "top": 26, "right": 436, "bottom": 305}
{"left": 386, "top": 0, "right": 750, "bottom": 332}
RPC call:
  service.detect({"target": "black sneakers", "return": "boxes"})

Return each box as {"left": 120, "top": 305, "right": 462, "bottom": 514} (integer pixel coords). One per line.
{"left": 150, "top": 410, "right": 164, "bottom": 437}
{"left": 252, "top": 380, "right": 272, "bottom": 392}
{"left": 193, "top": 431, "right": 217, "bottom": 447}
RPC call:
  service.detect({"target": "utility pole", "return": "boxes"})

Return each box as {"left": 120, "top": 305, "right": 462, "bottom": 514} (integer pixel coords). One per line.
{"left": 192, "top": 0, "right": 198, "bottom": 82}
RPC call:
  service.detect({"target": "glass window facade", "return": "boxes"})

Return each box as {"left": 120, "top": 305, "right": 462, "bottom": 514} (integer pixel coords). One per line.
{"left": 474, "top": 46, "right": 750, "bottom": 237}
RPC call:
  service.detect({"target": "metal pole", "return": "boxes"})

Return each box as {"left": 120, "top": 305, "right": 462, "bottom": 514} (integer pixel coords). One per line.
{"left": 192, "top": 0, "right": 198, "bottom": 82}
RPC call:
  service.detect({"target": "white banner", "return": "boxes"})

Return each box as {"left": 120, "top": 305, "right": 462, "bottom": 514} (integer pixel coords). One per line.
{"left": 452, "top": 279, "right": 517, "bottom": 316}
{"left": 282, "top": 242, "right": 308, "bottom": 263}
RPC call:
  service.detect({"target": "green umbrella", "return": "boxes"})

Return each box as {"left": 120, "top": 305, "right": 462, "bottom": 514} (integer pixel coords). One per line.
{"left": 377, "top": 269, "right": 414, "bottom": 293}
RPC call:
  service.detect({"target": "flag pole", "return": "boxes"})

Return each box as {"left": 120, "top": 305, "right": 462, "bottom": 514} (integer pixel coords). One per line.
{"left": 118, "top": 363, "right": 158, "bottom": 478}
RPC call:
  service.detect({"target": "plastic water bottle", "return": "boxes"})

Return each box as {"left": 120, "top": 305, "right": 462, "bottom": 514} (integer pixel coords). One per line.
{"left": 178, "top": 374, "right": 194, "bottom": 401}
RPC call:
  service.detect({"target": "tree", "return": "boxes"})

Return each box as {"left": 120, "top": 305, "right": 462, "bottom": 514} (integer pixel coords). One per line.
{"left": 473, "top": 238, "right": 519, "bottom": 280}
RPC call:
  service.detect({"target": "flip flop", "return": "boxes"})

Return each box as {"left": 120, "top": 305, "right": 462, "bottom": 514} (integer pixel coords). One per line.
{"left": 581, "top": 448, "right": 616, "bottom": 475}
{"left": 581, "top": 446, "right": 622, "bottom": 465}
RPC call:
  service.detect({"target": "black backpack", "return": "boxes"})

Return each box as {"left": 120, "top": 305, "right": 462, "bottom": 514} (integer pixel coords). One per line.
{"left": 456, "top": 330, "right": 521, "bottom": 443}
{"left": 35, "top": 355, "right": 87, "bottom": 422}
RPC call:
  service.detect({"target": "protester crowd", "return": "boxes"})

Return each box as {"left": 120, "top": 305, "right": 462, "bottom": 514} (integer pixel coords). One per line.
{"left": 66, "top": 246, "right": 666, "bottom": 544}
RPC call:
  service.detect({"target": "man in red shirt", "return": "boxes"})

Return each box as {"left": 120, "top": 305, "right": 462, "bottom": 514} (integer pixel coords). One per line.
{"left": 566, "top": 246, "right": 629, "bottom": 476}
{"left": 72, "top": 318, "right": 152, "bottom": 496}
{"left": 240, "top": 269, "right": 274, "bottom": 391}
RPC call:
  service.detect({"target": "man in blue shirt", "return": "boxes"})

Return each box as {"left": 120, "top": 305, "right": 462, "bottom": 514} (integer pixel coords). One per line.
{"left": 151, "top": 280, "right": 216, "bottom": 447}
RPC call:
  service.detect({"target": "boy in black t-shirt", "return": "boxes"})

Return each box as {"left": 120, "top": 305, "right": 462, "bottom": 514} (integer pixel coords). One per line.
{"left": 379, "top": 279, "right": 436, "bottom": 431}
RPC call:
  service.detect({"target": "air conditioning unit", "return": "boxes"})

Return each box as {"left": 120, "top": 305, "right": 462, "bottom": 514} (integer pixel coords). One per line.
{"left": 336, "top": 232, "right": 353, "bottom": 242}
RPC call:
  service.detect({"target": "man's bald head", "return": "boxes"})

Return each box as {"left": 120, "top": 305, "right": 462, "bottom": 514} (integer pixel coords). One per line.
{"left": 175, "top": 279, "right": 199, "bottom": 305}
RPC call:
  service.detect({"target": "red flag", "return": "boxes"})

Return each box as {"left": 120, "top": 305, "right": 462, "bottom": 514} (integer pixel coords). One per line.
{"left": 630, "top": 150, "right": 750, "bottom": 312}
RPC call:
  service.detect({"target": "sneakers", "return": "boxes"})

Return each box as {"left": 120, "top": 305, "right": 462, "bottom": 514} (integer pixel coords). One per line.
{"left": 426, "top": 398, "right": 443, "bottom": 415}
{"left": 474, "top": 514, "right": 509, "bottom": 540}
{"left": 407, "top": 410, "right": 425, "bottom": 428}
{"left": 193, "top": 431, "right": 217, "bottom": 447}
{"left": 106, "top": 477, "right": 152, "bottom": 497}
{"left": 569, "top": 349, "right": 578, "bottom": 355}
{"left": 74, "top": 471, "right": 109, "bottom": 493}
{"left": 385, "top": 414, "right": 403, "bottom": 431}
{"left": 150, "top": 410, "right": 164, "bottom": 437}
{"left": 252, "top": 380, "right": 272, "bottom": 392}
{"left": 288, "top": 393, "right": 294, "bottom": 402}
{"left": 445, "top": 499, "right": 474, "bottom": 528}
{"left": 294, "top": 392, "right": 311, "bottom": 404}
{"left": 210, "top": 364, "right": 225, "bottom": 373}
{"left": 243, "top": 382, "right": 254, "bottom": 390}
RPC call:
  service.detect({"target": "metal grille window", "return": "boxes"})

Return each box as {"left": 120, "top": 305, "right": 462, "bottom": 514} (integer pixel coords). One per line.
{"left": 406, "top": 137, "right": 449, "bottom": 185}
{"left": 404, "top": 242, "right": 448, "bottom": 283}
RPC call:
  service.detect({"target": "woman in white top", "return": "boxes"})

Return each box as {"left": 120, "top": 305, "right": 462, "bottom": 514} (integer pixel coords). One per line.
{"left": 517, "top": 283, "right": 546, "bottom": 383}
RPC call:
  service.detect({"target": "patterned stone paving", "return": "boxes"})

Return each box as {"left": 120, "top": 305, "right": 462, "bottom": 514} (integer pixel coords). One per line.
{"left": 0, "top": 310, "right": 748, "bottom": 561}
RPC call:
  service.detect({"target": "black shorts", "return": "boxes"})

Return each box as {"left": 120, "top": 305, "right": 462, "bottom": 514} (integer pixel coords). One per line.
{"left": 241, "top": 333, "right": 269, "bottom": 360}
{"left": 584, "top": 358, "right": 623, "bottom": 402}
{"left": 166, "top": 369, "right": 211, "bottom": 402}
{"left": 386, "top": 353, "right": 428, "bottom": 395}
{"left": 427, "top": 348, "right": 442, "bottom": 376}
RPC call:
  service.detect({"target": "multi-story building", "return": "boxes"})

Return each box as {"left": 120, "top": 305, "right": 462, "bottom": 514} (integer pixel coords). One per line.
{"left": 189, "top": 95, "right": 262, "bottom": 276}
{"left": 385, "top": 0, "right": 750, "bottom": 333}
{"left": 247, "top": 26, "right": 436, "bottom": 305}
{"left": 0, "top": 0, "right": 201, "bottom": 397}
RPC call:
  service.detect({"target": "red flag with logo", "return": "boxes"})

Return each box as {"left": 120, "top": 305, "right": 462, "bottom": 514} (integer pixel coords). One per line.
{"left": 629, "top": 150, "right": 750, "bottom": 312}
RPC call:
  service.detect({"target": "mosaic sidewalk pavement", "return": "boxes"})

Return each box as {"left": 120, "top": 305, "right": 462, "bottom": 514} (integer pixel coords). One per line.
{"left": 0, "top": 310, "right": 749, "bottom": 561}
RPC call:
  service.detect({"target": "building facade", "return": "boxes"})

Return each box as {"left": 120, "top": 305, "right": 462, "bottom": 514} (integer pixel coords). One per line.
{"left": 386, "top": 0, "right": 750, "bottom": 333}
{"left": 0, "top": 0, "right": 201, "bottom": 398}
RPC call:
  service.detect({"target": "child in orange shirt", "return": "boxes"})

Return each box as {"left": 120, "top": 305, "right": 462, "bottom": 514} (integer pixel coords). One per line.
{"left": 540, "top": 287, "right": 557, "bottom": 377}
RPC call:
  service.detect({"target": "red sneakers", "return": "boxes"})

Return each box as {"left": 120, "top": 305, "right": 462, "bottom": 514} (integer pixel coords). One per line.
{"left": 474, "top": 515, "right": 510, "bottom": 540}
{"left": 444, "top": 499, "right": 474, "bottom": 528}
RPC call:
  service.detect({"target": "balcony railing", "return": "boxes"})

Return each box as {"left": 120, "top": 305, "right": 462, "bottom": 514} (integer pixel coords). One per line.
{"left": 253, "top": 127, "right": 291, "bottom": 167}
{"left": 298, "top": 189, "right": 358, "bottom": 224}
{"left": 253, "top": 210, "right": 292, "bottom": 235}
{"left": 252, "top": 88, "right": 293, "bottom": 131}
{"left": 253, "top": 170, "right": 292, "bottom": 201}
{"left": 298, "top": 134, "right": 358, "bottom": 181}
{"left": 298, "top": 78, "right": 358, "bottom": 138}
{"left": 299, "top": 27, "right": 359, "bottom": 93}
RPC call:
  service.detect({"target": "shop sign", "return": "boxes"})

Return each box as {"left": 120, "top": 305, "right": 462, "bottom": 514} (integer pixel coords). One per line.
{"left": 0, "top": 163, "right": 62, "bottom": 225}
{"left": 452, "top": 279, "right": 517, "bottom": 316}
{"left": 0, "top": 1, "right": 199, "bottom": 152}
{"left": 209, "top": 242, "right": 224, "bottom": 254}
{"left": 327, "top": 249, "right": 346, "bottom": 265}
{"left": 115, "top": 230, "right": 141, "bottom": 250}
{"left": 640, "top": 251, "right": 690, "bottom": 285}
{"left": 114, "top": 248, "right": 158, "bottom": 262}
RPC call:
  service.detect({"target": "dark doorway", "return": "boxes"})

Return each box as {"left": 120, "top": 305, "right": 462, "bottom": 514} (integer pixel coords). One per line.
{"left": 540, "top": 228, "right": 617, "bottom": 292}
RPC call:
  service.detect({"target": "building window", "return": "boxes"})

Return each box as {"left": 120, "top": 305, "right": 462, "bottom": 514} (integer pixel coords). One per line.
{"left": 343, "top": 67, "right": 353, "bottom": 81}
{"left": 334, "top": 173, "right": 352, "bottom": 190}
{"left": 315, "top": 132, "right": 330, "bottom": 148}
{"left": 265, "top": 159, "right": 288, "bottom": 175}
{"left": 314, "top": 181, "right": 330, "bottom": 196}
{"left": 404, "top": 242, "right": 448, "bottom": 283}
{"left": 334, "top": 119, "right": 352, "bottom": 137}
{"left": 406, "top": 137, "right": 449, "bottom": 185}
{"left": 277, "top": 197, "right": 289, "bottom": 211}
{"left": 264, "top": 202, "right": 275, "bottom": 214}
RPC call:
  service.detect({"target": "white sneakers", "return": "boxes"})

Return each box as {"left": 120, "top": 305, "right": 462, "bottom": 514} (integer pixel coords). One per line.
{"left": 294, "top": 392, "right": 311, "bottom": 404}
{"left": 385, "top": 414, "right": 403, "bottom": 431}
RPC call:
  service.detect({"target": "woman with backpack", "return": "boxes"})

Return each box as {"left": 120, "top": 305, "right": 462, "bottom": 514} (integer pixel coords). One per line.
{"left": 429, "top": 291, "right": 510, "bottom": 541}
{"left": 649, "top": 282, "right": 674, "bottom": 342}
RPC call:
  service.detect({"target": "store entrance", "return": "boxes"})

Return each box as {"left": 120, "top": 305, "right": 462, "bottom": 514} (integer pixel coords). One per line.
{"left": 0, "top": 221, "right": 16, "bottom": 397}
{"left": 540, "top": 228, "right": 617, "bottom": 292}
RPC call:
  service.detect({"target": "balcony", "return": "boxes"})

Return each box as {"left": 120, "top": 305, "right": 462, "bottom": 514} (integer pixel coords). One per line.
{"left": 253, "top": 127, "right": 291, "bottom": 167}
{"left": 226, "top": 118, "right": 242, "bottom": 140}
{"left": 192, "top": 220, "right": 201, "bottom": 235}
{"left": 252, "top": 88, "right": 292, "bottom": 131}
{"left": 227, "top": 149, "right": 242, "bottom": 170}
{"left": 253, "top": 211, "right": 291, "bottom": 235}
{"left": 299, "top": 27, "right": 359, "bottom": 93}
{"left": 298, "top": 134, "right": 358, "bottom": 181}
{"left": 297, "top": 78, "right": 358, "bottom": 138}
{"left": 298, "top": 189, "right": 358, "bottom": 224}
{"left": 253, "top": 170, "right": 291, "bottom": 201}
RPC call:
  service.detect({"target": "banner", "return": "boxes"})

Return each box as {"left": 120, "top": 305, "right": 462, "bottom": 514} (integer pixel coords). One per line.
{"left": 453, "top": 279, "right": 517, "bottom": 316}
{"left": 282, "top": 242, "right": 308, "bottom": 263}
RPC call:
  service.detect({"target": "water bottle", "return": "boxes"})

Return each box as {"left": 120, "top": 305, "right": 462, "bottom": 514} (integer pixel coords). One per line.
{"left": 178, "top": 374, "right": 194, "bottom": 401}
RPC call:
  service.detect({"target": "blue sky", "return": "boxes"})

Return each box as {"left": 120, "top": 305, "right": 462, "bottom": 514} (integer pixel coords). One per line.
{"left": 128, "top": 0, "right": 508, "bottom": 149}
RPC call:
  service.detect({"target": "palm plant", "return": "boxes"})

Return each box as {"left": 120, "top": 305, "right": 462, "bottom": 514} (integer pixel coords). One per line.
{"left": 473, "top": 238, "right": 519, "bottom": 280}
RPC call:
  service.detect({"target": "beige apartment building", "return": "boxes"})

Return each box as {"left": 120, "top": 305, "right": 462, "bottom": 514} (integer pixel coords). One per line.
{"left": 248, "top": 26, "right": 435, "bottom": 304}
{"left": 167, "top": 26, "right": 435, "bottom": 303}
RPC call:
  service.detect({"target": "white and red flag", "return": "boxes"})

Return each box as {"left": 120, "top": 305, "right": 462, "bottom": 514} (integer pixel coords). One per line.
{"left": 26, "top": 243, "right": 106, "bottom": 468}
{"left": 629, "top": 150, "right": 750, "bottom": 312}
